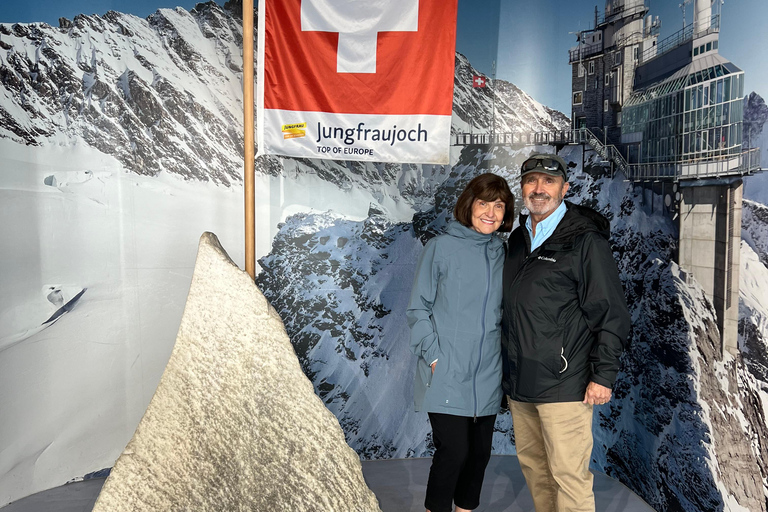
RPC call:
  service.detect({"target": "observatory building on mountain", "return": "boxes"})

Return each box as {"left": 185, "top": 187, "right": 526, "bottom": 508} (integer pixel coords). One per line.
{"left": 569, "top": 0, "right": 761, "bottom": 356}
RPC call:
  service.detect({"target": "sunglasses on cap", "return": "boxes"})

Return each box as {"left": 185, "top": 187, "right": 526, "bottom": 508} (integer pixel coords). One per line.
{"left": 521, "top": 157, "right": 564, "bottom": 173}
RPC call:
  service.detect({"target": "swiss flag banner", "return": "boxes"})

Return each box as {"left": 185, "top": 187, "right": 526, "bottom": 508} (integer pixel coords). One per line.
{"left": 257, "top": 0, "right": 459, "bottom": 164}
{"left": 473, "top": 75, "right": 487, "bottom": 88}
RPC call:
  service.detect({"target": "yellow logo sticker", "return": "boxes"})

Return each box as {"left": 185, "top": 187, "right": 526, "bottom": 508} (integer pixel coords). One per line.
{"left": 282, "top": 122, "right": 306, "bottom": 139}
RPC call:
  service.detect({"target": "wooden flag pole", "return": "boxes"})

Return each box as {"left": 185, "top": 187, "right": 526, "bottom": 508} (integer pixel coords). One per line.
{"left": 243, "top": 0, "right": 256, "bottom": 279}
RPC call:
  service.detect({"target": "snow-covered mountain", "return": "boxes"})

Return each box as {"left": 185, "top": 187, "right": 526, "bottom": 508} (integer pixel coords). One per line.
{"left": 0, "top": 3, "right": 245, "bottom": 184}
{"left": 0, "top": 2, "right": 567, "bottom": 208}
{"left": 744, "top": 92, "right": 768, "bottom": 155}
{"left": 744, "top": 92, "right": 768, "bottom": 204}
{"left": 741, "top": 200, "right": 768, "bottom": 385}
{"left": 451, "top": 52, "right": 570, "bottom": 136}
{"left": 2, "top": 2, "right": 768, "bottom": 511}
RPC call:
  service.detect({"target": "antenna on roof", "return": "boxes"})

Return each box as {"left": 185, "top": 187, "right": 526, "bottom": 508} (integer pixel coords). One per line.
{"left": 679, "top": 0, "right": 692, "bottom": 30}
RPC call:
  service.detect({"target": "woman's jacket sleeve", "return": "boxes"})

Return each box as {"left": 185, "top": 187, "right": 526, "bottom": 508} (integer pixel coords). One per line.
{"left": 406, "top": 239, "right": 442, "bottom": 365}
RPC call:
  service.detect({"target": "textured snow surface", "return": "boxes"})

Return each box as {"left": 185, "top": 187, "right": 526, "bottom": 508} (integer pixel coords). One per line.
{"left": 92, "top": 233, "right": 380, "bottom": 511}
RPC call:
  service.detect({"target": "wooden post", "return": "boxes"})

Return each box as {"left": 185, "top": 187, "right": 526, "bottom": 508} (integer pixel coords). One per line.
{"left": 243, "top": 0, "right": 256, "bottom": 279}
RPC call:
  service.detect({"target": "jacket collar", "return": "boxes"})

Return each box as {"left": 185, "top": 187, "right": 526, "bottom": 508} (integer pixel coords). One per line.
{"left": 446, "top": 221, "right": 503, "bottom": 246}
{"left": 518, "top": 201, "right": 611, "bottom": 249}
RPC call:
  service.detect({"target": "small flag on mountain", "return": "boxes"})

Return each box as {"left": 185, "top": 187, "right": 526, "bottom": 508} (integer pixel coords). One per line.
{"left": 472, "top": 75, "right": 487, "bottom": 88}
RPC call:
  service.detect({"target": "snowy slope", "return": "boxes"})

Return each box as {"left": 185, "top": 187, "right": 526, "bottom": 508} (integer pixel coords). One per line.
{"left": 743, "top": 199, "right": 768, "bottom": 268}
{"left": 740, "top": 200, "right": 768, "bottom": 391}
{"left": 0, "top": 6, "right": 245, "bottom": 183}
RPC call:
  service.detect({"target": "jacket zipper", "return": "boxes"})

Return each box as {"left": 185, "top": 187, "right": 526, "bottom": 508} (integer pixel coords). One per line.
{"left": 509, "top": 227, "right": 568, "bottom": 387}
{"left": 510, "top": 229, "right": 535, "bottom": 315}
{"left": 473, "top": 240, "right": 491, "bottom": 421}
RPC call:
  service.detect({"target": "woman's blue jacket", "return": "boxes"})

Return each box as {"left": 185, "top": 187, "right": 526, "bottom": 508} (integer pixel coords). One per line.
{"left": 407, "top": 221, "right": 504, "bottom": 418}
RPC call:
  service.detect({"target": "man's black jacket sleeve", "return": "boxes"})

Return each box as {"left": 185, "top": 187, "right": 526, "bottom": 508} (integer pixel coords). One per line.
{"left": 576, "top": 232, "right": 631, "bottom": 388}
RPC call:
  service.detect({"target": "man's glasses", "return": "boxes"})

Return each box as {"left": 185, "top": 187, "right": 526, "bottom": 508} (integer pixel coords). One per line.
{"left": 521, "top": 158, "right": 564, "bottom": 173}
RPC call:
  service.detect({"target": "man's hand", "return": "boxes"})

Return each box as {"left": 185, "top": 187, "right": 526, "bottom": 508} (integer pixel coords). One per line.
{"left": 431, "top": 361, "right": 437, "bottom": 374}
{"left": 583, "top": 381, "right": 612, "bottom": 405}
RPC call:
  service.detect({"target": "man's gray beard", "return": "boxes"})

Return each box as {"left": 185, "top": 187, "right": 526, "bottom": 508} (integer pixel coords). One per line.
{"left": 524, "top": 194, "right": 564, "bottom": 216}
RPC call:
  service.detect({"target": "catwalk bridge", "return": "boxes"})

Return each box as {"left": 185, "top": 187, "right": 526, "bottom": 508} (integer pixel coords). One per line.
{"left": 454, "top": 128, "right": 630, "bottom": 178}
{"left": 453, "top": 128, "right": 760, "bottom": 182}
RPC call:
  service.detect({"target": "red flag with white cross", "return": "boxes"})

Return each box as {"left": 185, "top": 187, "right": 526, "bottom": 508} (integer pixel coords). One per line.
{"left": 257, "top": 0, "right": 459, "bottom": 164}
{"left": 473, "top": 75, "right": 487, "bottom": 88}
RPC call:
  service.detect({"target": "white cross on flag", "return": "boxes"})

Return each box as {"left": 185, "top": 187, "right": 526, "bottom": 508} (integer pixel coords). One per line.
{"left": 473, "top": 75, "right": 487, "bottom": 88}
{"left": 257, "top": 0, "right": 459, "bottom": 164}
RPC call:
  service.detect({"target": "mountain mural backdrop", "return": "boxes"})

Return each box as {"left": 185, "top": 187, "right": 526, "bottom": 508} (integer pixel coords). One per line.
{"left": 1, "top": 2, "right": 767, "bottom": 510}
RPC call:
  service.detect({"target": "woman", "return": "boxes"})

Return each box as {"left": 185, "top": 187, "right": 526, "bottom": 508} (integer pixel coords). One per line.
{"left": 407, "top": 172, "right": 514, "bottom": 512}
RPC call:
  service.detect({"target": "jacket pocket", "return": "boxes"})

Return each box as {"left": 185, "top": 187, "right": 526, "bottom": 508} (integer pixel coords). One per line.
{"left": 515, "top": 354, "right": 544, "bottom": 398}
{"left": 550, "top": 330, "right": 566, "bottom": 377}
{"left": 515, "top": 333, "right": 565, "bottom": 398}
{"left": 429, "top": 346, "right": 450, "bottom": 388}
{"left": 419, "top": 358, "right": 434, "bottom": 388}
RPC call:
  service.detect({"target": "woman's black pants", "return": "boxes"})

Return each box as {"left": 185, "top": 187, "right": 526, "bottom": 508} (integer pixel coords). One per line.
{"left": 425, "top": 412, "right": 496, "bottom": 512}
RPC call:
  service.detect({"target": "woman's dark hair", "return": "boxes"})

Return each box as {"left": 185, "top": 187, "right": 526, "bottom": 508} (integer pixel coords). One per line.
{"left": 453, "top": 173, "right": 515, "bottom": 232}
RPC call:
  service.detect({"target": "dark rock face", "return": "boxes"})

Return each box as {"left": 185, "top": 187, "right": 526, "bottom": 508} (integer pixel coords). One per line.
{"left": 743, "top": 199, "right": 768, "bottom": 268}
{"left": 741, "top": 199, "right": 768, "bottom": 401}
{"left": 740, "top": 310, "right": 768, "bottom": 390}
{"left": 744, "top": 92, "right": 768, "bottom": 150}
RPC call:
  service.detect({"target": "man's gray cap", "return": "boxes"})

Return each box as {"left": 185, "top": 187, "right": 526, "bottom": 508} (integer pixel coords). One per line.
{"left": 520, "top": 153, "right": 569, "bottom": 181}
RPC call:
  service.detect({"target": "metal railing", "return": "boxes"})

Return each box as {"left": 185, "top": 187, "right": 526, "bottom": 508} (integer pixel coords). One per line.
{"left": 576, "top": 127, "right": 629, "bottom": 174}
{"left": 452, "top": 131, "right": 576, "bottom": 146}
{"left": 625, "top": 147, "right": 761, "bottom": 180}
{"left": 454, "top": 129, "right": 761, "bottom": 181}
{"left": 596, "top": 2, "right": 647, "bottom": 27}
{"left": 569, "top": 41, "right": 604, "bottom": 64}
{"left": 641, "top": 15, "right": 720, "bottom": 64}
{"left": 452, "top": 127, "right": 630, "bottom": 175}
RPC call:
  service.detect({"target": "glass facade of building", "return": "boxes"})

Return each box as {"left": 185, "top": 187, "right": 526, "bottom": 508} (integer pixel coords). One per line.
{"left": 622, "top": 61, "right": 744, "bottom": 164}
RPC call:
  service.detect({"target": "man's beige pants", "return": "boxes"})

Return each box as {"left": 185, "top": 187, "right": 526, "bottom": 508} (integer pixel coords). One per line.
{"left": 509, "top": 399, "right": 595, "bottom": 512}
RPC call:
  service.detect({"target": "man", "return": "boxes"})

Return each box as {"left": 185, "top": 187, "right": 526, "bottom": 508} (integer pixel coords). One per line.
{"left": 501, "top": 153, "right": 630, "bottom": 512}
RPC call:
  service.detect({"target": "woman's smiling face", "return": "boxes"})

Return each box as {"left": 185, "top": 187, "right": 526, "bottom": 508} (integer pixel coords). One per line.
{"left": 470, "top": 198, "right": 506, "bottom": 234}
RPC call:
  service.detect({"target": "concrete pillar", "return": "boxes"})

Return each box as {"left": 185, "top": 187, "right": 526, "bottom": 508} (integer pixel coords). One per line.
{"left": 678, "top": 180, "right": 742, "bottom": 358}
{"left": 724, "top": 182, "right": 742, "bottom": 357}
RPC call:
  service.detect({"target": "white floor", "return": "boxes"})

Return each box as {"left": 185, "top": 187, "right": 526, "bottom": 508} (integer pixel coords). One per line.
{"left": 1, "top": 456, "right": 654, "bottom": 512}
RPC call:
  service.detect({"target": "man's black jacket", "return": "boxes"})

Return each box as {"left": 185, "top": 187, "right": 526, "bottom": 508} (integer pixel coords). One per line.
{"left": 501, "top": 201, "right": 630, "bottom": 403}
